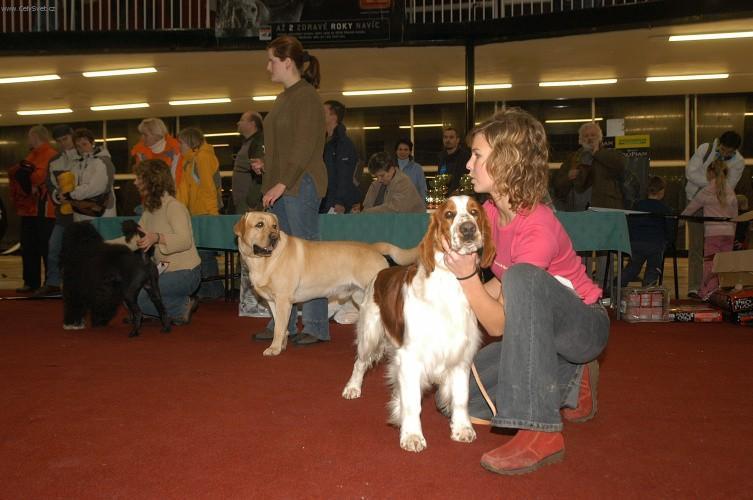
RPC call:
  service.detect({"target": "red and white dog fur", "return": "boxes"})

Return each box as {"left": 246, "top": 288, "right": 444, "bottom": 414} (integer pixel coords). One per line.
{"left": 342, "top": 195, "right": 494, "bottom": 452}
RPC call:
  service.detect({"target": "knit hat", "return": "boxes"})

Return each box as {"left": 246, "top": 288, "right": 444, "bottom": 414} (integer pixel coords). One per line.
{"left": 51, "top": 124, "right": 74, "bottom": 139}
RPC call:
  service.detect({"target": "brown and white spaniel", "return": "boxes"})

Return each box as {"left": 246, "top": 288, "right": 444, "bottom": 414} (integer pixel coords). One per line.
{"left": 342, "top": 195, "right": 494, "bottom": 452}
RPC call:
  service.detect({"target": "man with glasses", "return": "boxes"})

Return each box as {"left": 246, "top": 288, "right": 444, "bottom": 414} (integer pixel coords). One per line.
{"left": 685, "top": 130, "right": 745, "bottom": 299}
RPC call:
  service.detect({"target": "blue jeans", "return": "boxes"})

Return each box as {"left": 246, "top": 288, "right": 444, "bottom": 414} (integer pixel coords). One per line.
{"left": 266, "top": 174, "right": 329, "bottom": 340}
{"left": 46, "top": 223, "right": 66, "bottom": 287}
{"left": 468, "top": 264, "right": 610, "bottom": 432}
{"left": 621, "top": 240, "right": 665, "bottom": 287}
{"left": 138, "top": 266, "right": 201, "bottom": 321}
{"left": 197, "top": 250, "right": 224, "bottom": 299}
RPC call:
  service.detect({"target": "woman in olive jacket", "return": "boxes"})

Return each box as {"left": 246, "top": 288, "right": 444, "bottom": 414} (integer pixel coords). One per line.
{"left": 250, "top": 35, "right": 329, "bottom": 346}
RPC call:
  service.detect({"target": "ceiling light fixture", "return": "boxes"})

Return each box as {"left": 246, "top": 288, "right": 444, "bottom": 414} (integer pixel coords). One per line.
{"left": 168, "top": 98, "right": 231, "bottom": 106}
{"left": 646, "top": 73, "right": 729, "bottom": 82}
{"left": 361, "top": 126, "right": 381, "bottom": 130}
{"left": 545, "top": 117, "right": 604, "bottom": 124}
{"left": 437, "top": 83, "right": 512, "bottom": 91}
{"left": 204, "top": 132, "right": 240, "bottom": 137}
{"left": 94, "top": 137, "right": 128, "bottom": 142}
{"left": 82, "top": 67, "right": 157, "bottom": 78}
{"left": 252, "top": 95, "right": 277, "bottom": 101}
{"left": 90, "top": 102, "right": 149, "bottom": 111}
{"left": 539, "top": 78, "right": 617, "bottom": 87}
{"left": 17, "top": 108, "right": 73, "bottom": 116}
{"left": 0, "top": 74, "right": 60, "bottom": 84}
{"left": 399, "top": 123, "right": 444, "bottom": 129}
{"left": 342, "top": 88, "right": 413, "bottom": 96}
{"left": 209, "top": 143, "right": 230, "bottom": 148}
{"left": 669, "top": 31, "right": 753, "bottom": 42}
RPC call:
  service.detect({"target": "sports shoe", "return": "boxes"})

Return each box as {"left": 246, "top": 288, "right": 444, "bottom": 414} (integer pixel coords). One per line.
{"left": 252, "top": 329, "right": 297, "bottom": 342}
{"left": 15, "top": 285, "right": 37, "bottom": 294}
{"left": 687, "top": 290, "right": 701, "bottom": 300}
{"left": 294, "top": 333, "right": 328, "bottom": 346}
{"left": 562, "top": 360, "right": 599, "bottom": 423}
{"left": 480, "top": 430, "right": 565, "bottom": 475}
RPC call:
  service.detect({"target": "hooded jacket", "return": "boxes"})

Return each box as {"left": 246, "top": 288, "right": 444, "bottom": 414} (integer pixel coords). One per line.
{"left": 176, "top": 142, "right": 222, "bottom": 216}
{"left": 9, "top": 142, "right": 58, "bottom": 218}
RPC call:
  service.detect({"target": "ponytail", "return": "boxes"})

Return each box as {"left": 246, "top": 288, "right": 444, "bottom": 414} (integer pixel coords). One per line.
{"left": 709, "top": 159, "right": 729, "bottom": 206}
{"left": 302, "top": 54, "right": 320, "bottom": 89}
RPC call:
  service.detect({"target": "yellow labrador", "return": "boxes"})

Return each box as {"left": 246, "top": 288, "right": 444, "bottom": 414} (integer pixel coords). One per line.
{"left": 234, "top": 211, "right": 415, "bottom": 356}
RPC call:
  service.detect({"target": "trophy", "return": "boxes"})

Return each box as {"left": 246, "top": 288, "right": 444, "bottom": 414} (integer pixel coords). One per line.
{"left": 427, "top": 174, "right": 451, "bottom": 209}
{"left": 458, "top": 174, "right": 474, "bottom": 196}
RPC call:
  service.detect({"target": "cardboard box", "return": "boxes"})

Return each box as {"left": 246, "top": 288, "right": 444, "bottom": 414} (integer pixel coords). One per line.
{"left": 667, "top": 305, "right": 723, "bottom": 323}
{"left": 707, "top": 287, "right": 753, "bottom": 313}
{"left": 712, "top": 250, "right": 753, "bottom": 287}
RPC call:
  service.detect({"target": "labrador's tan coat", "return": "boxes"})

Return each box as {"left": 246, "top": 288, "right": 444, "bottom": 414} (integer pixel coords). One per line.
{"left": 234, "top": 211, "right": 415, "bottom": 356}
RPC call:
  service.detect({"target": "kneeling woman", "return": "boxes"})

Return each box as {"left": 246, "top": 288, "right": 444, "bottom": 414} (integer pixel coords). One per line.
{"left": 119, "top": 159, "right": 201, "bottom": 325}
{"left": 442, "top": 108, "right": 609, "bottom": 475}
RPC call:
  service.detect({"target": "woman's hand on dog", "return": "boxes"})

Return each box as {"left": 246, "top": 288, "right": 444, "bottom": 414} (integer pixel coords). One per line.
{"left": 136, "top": 226, "right": 160, "bottom": 251}
{"left": 441, "top": 237, "right": 478, "bottom": 279}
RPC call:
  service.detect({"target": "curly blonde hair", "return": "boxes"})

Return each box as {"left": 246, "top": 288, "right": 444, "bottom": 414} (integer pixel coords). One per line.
{"left": 134, "top": 159, "right": 175, "bottom": 211}
{"left": 471, "top": 107, "right": 549, "bottom": 212}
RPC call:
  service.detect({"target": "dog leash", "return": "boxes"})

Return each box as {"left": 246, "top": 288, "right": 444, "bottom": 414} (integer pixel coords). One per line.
{"left": 470, "top": 362, "right": 497, "bottom": 426}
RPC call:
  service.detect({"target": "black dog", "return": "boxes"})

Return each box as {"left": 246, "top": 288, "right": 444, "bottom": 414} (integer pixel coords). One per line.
{"left": 61, "top": 220, "right": 171, "bottom": 337}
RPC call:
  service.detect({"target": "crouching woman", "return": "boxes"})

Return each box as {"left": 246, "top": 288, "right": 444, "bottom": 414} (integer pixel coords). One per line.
{"left": 112, "top": 159, "right": 201, "bottom": 325}
{"left": 442, "top": 108, "right": 610, "bottom": 475}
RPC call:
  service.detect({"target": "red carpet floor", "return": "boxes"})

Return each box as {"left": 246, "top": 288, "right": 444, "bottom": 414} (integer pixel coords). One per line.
{"left": 1, "top": 295, "right": 752, "bottom": 498}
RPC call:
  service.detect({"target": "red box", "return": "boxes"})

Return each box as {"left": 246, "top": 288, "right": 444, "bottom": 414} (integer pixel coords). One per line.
{"left": 667, "top": 305, "right": 723, "bottom": 323}
{"left": 707, "top": 287, "right": 753, "bottom": 313}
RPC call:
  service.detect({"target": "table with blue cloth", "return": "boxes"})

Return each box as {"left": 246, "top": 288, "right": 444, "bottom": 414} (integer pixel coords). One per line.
{"left": 90, "top": 210, "right": 631, "bottom": 317}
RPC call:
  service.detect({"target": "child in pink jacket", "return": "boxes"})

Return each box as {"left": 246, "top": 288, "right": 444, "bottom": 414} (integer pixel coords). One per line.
{"left": 681, "top": 159, "right": 738, "bottom": 299}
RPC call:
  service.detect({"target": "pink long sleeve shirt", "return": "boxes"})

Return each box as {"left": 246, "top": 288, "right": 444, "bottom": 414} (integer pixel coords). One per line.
{"left": 484, "top": 201, "right": 602, "bottom": 305}
{"left": 681, "top": 180, "right": 737, "bottom": 237}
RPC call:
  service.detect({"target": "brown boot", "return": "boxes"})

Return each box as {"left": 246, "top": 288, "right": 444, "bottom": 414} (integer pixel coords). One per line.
{"left": 562, "top": 360, "right": 599, "bottom": 423}
{"left": 480, "top": 430, "right": 565, "bottom": 475}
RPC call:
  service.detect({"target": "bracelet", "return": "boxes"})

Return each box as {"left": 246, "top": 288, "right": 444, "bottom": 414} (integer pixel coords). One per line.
{"left": 456, "top": 268, "right": 479, "bottom": 281}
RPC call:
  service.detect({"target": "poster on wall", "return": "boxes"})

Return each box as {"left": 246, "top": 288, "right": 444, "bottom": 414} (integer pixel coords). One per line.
{"left": 216, "top": 0, "right": 392, "bottom": 42}
{"left": 603, "top": 134, "right": 651, "bottom": 209}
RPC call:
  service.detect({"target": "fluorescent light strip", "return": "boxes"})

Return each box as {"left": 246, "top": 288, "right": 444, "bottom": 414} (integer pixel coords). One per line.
{"left": 17, "top": 108, "right": 73, "bottom": 116}
{"left": 204, "top": 132, "right": 240, "bottom": 137}
{"left": 82, "top": 67, "right": 157, "bottom": 78}
{"left": 342, "top": 88, "right": 412, "bottom": 96}
{"left": 252, "top": 95, "right": 277, "bottom": 101}
{"left": 438, "top": 83, "right": 512, "bottom": 91}
{"left": 210, "top": 143, "right": 230, "bottom": 148}
{"left": 646, "top": 73, "right": 729, "bottom": 82}
{"left": 362, "top": 126, "right": 381, "bottom": 130}
{"left": 399, "top": 123, "right": 444, "bottom": 129}
{"left": 94, "top": 137, "right": 128, "bottom": 142}
{"left": 545, "top": 117, "right": 604, "bottom": 124}
{"left": 168, "top": 98, "right": 231, "bottom": 106}
{"left": 0, "top": 74, "right": 60, "bottom": 84}
{"left": 539, "top": 78, "right": 617, "bottom": 87}
{"left": 669, "top": 31, "right": 753, "bottom": 42}
{"left": 90, "top": 102, "right": 149, "bottom": 111}
{"left": 745, "top": 112, "right": 753, "bottom": 116}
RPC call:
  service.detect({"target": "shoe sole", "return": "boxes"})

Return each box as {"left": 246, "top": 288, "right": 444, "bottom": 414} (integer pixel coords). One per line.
{"left": 481, "top": 449, "right": 565, "bottom": 476}
{"left": 567, "top": 360, "right": 600, "bottom": 424}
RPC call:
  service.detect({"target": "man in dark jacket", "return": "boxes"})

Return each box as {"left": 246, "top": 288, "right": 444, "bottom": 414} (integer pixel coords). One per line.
{"left": 437, "top": 126, "right": 471, "bottom": 196}
{"left": 232, "top": 110, "right": 265, "bottom": 213}
{"left": 321, "top": 100, "right": 361, "bottom": 213}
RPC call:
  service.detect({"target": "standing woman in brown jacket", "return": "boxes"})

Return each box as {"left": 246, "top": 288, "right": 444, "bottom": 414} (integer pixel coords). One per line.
{"left": 250, "top": 35, "right": 330, "bottom": 346}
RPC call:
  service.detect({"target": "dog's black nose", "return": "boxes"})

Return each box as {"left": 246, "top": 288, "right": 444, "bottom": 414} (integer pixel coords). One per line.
{"left": 459, "top": 221, "right": 476, "bottom": 240}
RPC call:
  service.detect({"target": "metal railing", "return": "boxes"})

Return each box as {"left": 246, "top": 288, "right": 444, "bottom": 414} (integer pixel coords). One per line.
{"left": 405, "top": 0, "right": 658, "bottom": 23}
{"left": 1, "top": 0, "right": 212, "bottom": 32}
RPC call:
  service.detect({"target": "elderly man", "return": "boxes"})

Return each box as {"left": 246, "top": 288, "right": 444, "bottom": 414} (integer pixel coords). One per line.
{"left": 9, "top": 125, "right": 58, "bottom": 293}
{"left": 356, "top": 152, "right": 425, "bottom": 214}
{"left": 232, "top": 110, "right": 265, "bottom": 213}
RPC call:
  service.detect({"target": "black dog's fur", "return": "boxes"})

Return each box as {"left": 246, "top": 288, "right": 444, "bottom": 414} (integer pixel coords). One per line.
{"left": 61, "top": 221, "right": 171, "bottom": 337}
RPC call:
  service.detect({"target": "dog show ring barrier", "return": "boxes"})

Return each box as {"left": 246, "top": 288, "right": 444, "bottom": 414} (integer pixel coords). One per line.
{"left": 90, "top": 210, "right": 631, "bottom": 317}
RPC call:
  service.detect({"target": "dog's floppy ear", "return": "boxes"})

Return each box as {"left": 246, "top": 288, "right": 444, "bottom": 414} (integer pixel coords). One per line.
{"left": 477, "top": 207, "right": 495, "bottom": 269}
{"left": 417, "top": 208, "right": 441, "bottom": 274}
{"left": 233, "top": 213, "right": 248, "bottom": 239}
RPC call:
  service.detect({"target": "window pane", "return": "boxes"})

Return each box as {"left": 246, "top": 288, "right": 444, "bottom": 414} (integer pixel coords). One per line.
{"left": 506, "top": 99, "right": 592, "bottom": 163}
{"left": 596, "top": 95, "right": 685, "bottom": 161}
{"left": 697, "top": 93, "right": 748, "bottom": 155}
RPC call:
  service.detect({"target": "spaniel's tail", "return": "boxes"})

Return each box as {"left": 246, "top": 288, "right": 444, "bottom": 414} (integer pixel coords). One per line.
{"left": 370, "top": 242, "right": 418, "bottom": 266}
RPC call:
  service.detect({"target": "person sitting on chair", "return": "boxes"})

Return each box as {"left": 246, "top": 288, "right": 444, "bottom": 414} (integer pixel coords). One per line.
{"left": 354, "top": 152, "right": 425, "bottom": 214}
